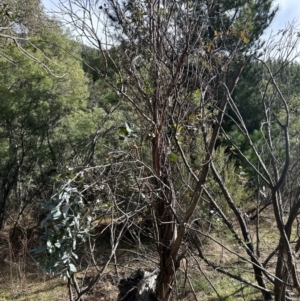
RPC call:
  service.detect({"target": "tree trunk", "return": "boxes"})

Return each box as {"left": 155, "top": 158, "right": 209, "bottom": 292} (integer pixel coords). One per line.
{"left": 274, "top": 240, "right": 289, "bottom": 301}
{"left": 152, "top": 126, "right": 179, "bottom": 300}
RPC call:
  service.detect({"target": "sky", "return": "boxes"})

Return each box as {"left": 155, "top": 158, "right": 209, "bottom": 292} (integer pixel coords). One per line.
{"left": 268, "top": 0, "right": 300, "bottom": 32}
{"left": 42, "top": 0, "right": 300, "bottom": 39}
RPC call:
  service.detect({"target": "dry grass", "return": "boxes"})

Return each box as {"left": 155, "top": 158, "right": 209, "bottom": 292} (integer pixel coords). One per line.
{"left": 0, "top": 276, "right": 68, "bottom": 301}
{"left": 0, "top": 207, "right": 295, "bottom": 301}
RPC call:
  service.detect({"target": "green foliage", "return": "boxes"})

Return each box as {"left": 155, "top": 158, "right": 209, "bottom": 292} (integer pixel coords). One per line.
{"left": 0, "top": 46, "right": 86, "bottom": 129}
{"left": 228, "top": 62, "right": 265, "bottom": 132}
{"left": 0, "top": 18, "right": 90, "bottom": 227}
{"left": 0, "top": 2, "right": 14, "bottom": 21}
{"left": 208, "top": 147, "right": 253, "bottom": 213}
{"left": 32, "top": 177, "right": 94, "bottom": 278}
{"left": 225, "top": 60, "right": 300, "bottom": 187}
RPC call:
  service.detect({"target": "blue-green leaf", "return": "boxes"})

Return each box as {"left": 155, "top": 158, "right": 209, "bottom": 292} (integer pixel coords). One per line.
{"left": 69, "top": 263, "right": 77, "bottom": 273}
{"left": 51, "top": 207, "right": 62, "bottom": 219}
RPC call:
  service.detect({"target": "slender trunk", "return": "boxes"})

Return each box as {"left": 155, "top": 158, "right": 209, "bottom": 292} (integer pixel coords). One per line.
{"left": 0, "top": 187, "right": 9, "bottom": 230}
{"left": 273, "top": 196, "right": 300, "bottom": 301}
{"left": 211, "top": 162, "right": 272, "bottom": 301}
{"left": 152, "top": 128, "right": 178, "bottom": 300}
{"left": 272, "top": 190, "right": 289, "bottom": 301}
{"left": 274, "top": 242, "right": 287, "bottom": 301}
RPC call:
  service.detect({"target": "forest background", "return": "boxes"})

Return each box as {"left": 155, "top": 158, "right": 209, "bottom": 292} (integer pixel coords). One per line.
{"left": 1, "top": 1, "right": 300, "bottom": 301}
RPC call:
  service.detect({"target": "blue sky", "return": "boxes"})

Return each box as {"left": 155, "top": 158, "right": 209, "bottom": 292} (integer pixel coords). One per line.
{"left": 42, "top": 0, "right": 299, "bottom": 37}
{"left": 269, "top": 0, "right": 300, "bottom": 31}
{"left": 42, "top": 0, "right": 58, "bottom": 12}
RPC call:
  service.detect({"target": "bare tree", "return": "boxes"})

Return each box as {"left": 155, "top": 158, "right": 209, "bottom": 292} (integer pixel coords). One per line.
{"left": 47, "top": 0, "right": 300, "bottom": 300}
{"left": 217, "top": 23, "right": 300, "bottom": 301}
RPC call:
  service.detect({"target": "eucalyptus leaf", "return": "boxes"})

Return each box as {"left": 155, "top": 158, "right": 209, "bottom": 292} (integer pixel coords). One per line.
{"left": 40, "top": 214, "right": 51, "bottom": 228}
{"left": 51, "top": 207, "right": 62, "bottom": 219}
{"left": 69, "top": 263, "right": 77, "bottom": 273}
{"left": 125, "top": 121, "right": 132, "bottom": 133}
{"left": 55, "top": 241, "right": 61, "bottom": 248}
{"left": 33, "top": 175, "right": 94, "bottom": 278}
{"left": 74, "top": 216, "right": 79, "bottom": 228}
{"left": 62, "top": 204, "right": 70, "bottom": 218}
{"left": 61, "top": 252, "right": 69, "bottom": 261}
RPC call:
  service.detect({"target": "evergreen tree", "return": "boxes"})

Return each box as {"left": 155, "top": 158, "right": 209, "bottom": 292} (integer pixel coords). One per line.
{"left": 0, "top": 15, "right": 88, "bottom": 229}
